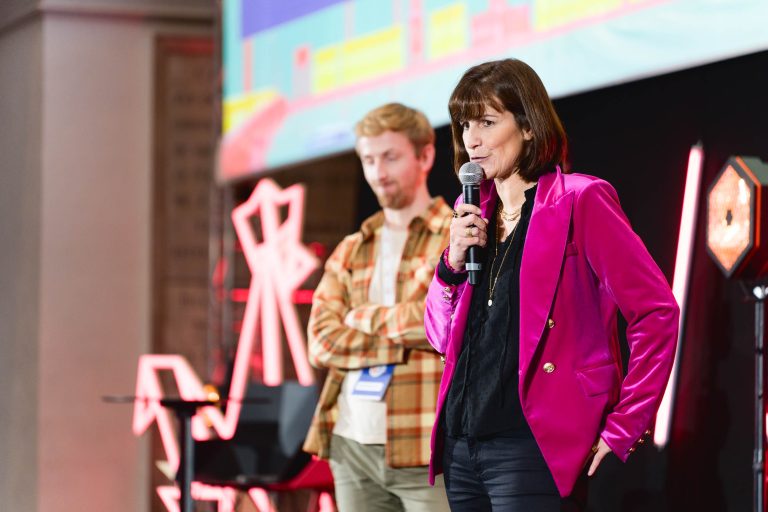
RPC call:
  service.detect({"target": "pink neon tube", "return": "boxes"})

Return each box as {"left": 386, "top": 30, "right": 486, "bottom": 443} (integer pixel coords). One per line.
{"left": 654, "top": 144, "right": 703, "bottom": 447}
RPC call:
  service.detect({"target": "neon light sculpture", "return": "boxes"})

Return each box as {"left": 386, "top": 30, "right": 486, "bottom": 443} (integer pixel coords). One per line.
{"left": 132, "top": 179, "right": 332, "bottom": 511}
{"left": 229, "top": 178, "right": 317, "bottom": 387}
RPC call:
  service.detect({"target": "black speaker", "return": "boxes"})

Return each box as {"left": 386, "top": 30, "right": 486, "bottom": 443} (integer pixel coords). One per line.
{"left": 193, "top": 382, "right": 318, "bottom": 487}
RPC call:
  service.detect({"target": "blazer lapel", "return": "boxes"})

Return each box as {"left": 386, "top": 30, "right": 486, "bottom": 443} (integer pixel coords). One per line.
{"left": 479, "top": 179, "right": 499, "bottom": 223}
{"left": 519, "top": 169, "right": 573, "bottom": 378}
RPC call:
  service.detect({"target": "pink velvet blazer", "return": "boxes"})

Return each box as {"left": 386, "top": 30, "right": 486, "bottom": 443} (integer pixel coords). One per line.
{"left": 424, "top": 168, "right": 679, "bottom": 496}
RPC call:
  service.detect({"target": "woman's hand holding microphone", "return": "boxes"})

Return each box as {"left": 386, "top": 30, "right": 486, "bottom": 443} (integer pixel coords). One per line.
{"left": 448, "top": 204, "right": 488, "bottom": 271}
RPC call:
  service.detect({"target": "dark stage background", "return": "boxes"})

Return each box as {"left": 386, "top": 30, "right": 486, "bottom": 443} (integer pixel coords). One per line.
{"left": 352, "top": 49, "right": 768, "bottom": 512}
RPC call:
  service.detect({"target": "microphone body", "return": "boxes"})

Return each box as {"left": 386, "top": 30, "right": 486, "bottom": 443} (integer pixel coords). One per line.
{"left": 462, "top": 182, "right": 481, "bottom": 285}
{"left": 458, "top": 162, "right": 484, "bottom": 285}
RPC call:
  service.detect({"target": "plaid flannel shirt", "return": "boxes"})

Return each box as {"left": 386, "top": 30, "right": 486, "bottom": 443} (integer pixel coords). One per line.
{"left": 303, "top": 197, "right": 452, "bottom": 467}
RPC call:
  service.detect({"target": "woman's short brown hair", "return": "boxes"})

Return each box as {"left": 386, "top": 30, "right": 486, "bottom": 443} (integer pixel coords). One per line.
{"left": 448, "top": 59, "right": 567, "bottom": 181}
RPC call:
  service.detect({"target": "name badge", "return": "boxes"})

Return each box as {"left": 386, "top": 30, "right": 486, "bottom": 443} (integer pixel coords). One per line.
{"left": 351, "top": 365, "right": 394, "bottom": 401}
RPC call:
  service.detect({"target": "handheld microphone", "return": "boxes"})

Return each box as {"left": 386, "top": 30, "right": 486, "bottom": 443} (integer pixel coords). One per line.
{"left": 458, "top": 162, "right": 484, "bottom": 285}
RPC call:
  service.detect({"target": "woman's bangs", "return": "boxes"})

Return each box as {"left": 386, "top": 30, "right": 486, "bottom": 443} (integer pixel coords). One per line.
{"left": 449, "top": 82, "right": 501, "bottom": 124}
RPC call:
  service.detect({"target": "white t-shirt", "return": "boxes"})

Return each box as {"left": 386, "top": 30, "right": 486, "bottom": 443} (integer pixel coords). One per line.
{"left": 333, "top": 224, "right": 408, "bottom": 444}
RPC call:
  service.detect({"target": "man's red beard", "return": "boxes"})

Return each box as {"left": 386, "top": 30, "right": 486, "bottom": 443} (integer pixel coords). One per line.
{"left": 376, "top": 189, "right": 410, "bottom": 209}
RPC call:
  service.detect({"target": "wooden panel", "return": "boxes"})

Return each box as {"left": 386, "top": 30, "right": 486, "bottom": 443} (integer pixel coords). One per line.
{"left": 151, "top": 35, "right": 215, "bottom": 512}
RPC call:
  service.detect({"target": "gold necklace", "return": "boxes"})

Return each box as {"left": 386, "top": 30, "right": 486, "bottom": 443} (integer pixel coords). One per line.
{"left": 499, "top": 206, "right": 522, "bottom": 223}
{"left": 488, "top": 204, "right": 520, "bottom": 307}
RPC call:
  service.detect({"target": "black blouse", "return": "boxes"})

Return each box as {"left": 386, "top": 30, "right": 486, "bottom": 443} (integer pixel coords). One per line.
{"left": 438, "top": 185, "right": 537, "bottom": 438}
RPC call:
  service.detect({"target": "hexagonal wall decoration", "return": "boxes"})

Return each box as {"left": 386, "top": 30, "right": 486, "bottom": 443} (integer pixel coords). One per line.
{"left": 706, "top": 156, "right": 768, "bottom": 279}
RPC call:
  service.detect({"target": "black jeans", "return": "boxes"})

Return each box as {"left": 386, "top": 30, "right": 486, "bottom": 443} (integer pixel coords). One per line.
{"left": 442, "top": 433, "right": 586, "bottom": 512}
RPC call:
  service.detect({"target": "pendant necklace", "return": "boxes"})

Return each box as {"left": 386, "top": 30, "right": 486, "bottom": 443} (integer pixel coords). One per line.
{"left": 488, "top": 202, "right": 520, "bottom": 307}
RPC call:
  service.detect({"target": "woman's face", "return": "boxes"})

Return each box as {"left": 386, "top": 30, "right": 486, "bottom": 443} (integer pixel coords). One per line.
{"left": 461, "top": 104, "right": 532, "bottom": 181}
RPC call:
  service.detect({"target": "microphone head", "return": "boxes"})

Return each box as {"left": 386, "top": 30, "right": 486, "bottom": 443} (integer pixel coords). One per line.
{"left": 458, "top": 162, "right": 484, "bottom": 186}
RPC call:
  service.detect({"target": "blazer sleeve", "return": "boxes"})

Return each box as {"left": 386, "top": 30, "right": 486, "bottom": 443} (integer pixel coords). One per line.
{"left": 424, "top": 260, "right": 467, "bottom": 354}
{"left": 424, "top": 194, "right": 468, "bottom": 354}
{"left": 574, "top": 179, "right": 680, "bottom": 461}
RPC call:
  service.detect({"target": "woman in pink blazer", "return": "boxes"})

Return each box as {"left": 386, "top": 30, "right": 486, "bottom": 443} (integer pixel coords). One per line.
{"left": 424, "top": 59, "right": 679, "bottom": 511}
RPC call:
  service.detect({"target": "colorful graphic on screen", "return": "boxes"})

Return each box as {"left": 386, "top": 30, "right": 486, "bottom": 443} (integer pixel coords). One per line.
{"left": 221, "top": 0, "right": 768, "bottom": 180}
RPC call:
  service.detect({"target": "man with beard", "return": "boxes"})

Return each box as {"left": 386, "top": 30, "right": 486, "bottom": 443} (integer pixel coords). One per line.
{"left": 304, "top": 103, "right": 452, "bottom": 511}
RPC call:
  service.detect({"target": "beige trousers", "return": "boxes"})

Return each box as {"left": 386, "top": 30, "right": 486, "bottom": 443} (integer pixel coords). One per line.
{"left": 329, "top": 434, "right": 450, "bottom": 512}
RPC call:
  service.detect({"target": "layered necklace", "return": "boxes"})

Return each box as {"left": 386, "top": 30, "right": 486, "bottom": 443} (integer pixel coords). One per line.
{"left": 487, "top": 202, "right": 522, "bottom": 307}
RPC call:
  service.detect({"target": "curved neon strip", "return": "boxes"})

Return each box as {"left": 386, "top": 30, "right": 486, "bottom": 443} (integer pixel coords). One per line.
{"left": 654, "top": 144, "right": 703, "bottom": 447}
{"left": 157, "top": 484, "right": 333, "bottom": 512}
{"left": 244, "top": 489, "right": 335, "bottom": 512}
{"left": 318, "top": 492, "right": 337, "bottom": 511}
{"left": 247, "top": 488, "right": 277, "bottom": 512}
{"left": 157, "top": 483, "right": 237, "bottom": 512}
{"left": 132, "top": 355, "right": 213, "bottom": 471}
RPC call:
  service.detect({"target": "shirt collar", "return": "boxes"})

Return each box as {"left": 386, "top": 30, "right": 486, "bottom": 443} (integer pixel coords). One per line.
{"left": 523, "top": 183, "right": 538, "bottom": 203}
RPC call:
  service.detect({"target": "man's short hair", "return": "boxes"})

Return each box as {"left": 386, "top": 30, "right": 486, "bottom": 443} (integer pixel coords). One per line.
{"left": 355, "top": 103, "right": 435, "bottom": 155}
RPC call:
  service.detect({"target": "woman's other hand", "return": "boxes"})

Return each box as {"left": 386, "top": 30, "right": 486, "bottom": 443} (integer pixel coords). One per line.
{"left": 448, "top": 203, "right": 488, "bottom": 270}
{"left": 587, "top": 438, "right": 612, "bottom": 477}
